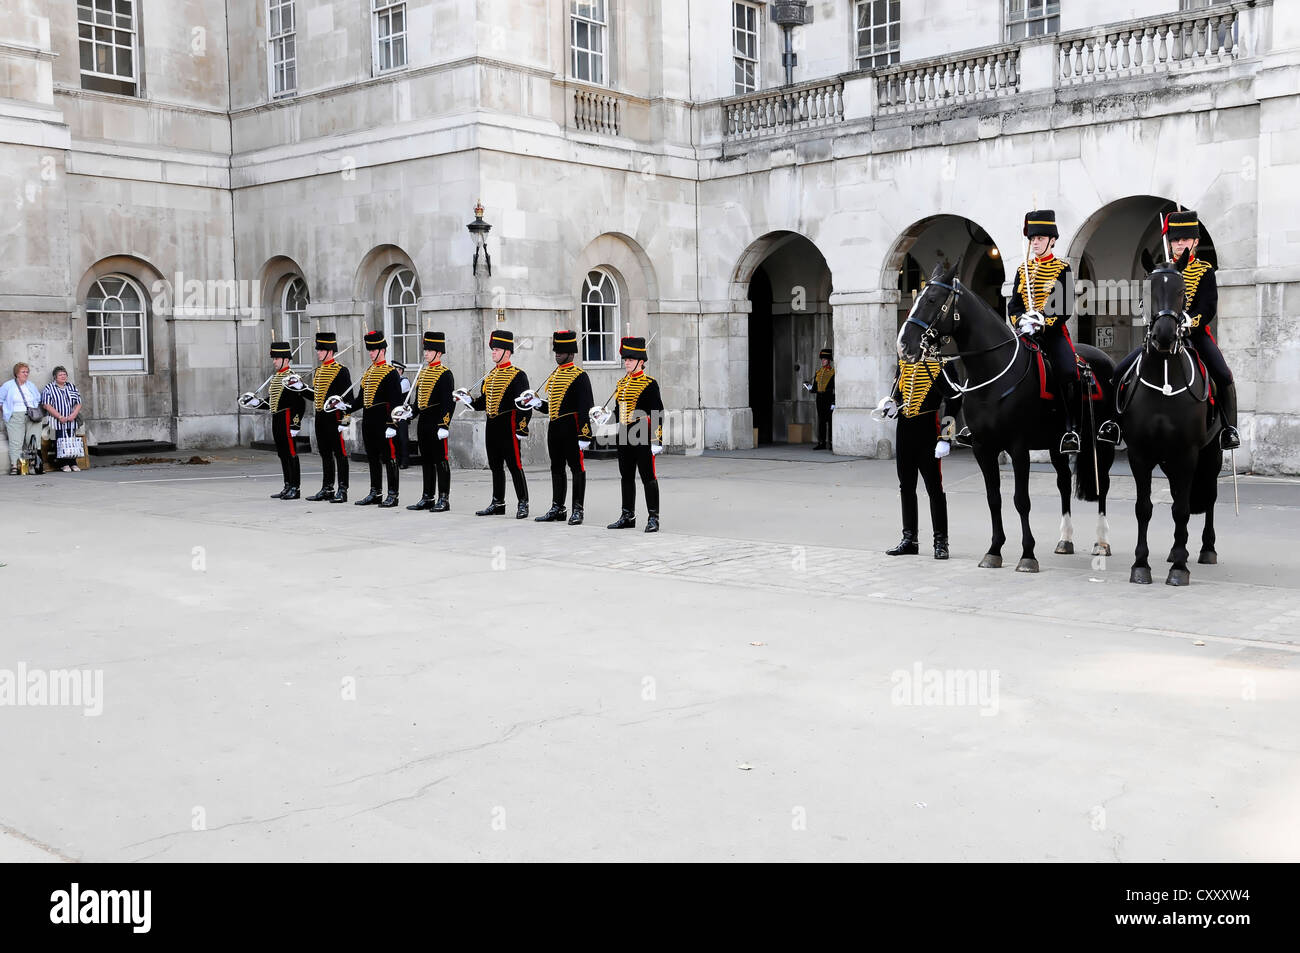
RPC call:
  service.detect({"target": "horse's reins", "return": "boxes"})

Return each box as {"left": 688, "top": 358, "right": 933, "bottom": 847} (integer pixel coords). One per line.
{"left": 916, "top": 278, "right": 1023, "bottom": 396}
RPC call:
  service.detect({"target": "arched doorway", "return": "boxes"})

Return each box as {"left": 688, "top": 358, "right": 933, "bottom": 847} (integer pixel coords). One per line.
{"left": 740, "top": 232, "right": 833, "bottom": 445}
{"left": 1068, "top": 196, "right": 1218, "bottom": 364}
{"left": 884, "top": 215, "right": 1007, "bottom": 327}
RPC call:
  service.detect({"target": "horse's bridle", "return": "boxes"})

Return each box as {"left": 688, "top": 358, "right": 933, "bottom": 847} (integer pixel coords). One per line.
{"left": 908, "top": 278, "right": 1023, "bottom": 396}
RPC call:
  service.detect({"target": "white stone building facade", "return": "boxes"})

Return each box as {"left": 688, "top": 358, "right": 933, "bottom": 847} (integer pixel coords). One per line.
{"left": 2, "top": 0, "right": 1298, "bottom": 470}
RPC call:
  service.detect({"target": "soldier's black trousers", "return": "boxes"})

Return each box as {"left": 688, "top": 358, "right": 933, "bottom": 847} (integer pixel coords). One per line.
{"left": 547, "top": 417, "right": 585, "bottom": 507}
{"left": 416, "top": 413, "right": 450, "bottom": 497}
{"left": 816, "top": 394, "right": 833, "bottom": 446}
{"left": 896, "top": 411, "right": 946, "bottom": 537}
{"left": 486, "top": 415, "right": 527, "bottom": 503}
{"left": 360, "top": 413, "right": 397, "bottom": 493}
{"left": 272, "top": 409, "right": 300, "bottom": 488}
{"left": 314, "top": 411, "right": 348, "bottom": 488}
{"left": 617, "top": 441, "right": 658, "bottom": 514}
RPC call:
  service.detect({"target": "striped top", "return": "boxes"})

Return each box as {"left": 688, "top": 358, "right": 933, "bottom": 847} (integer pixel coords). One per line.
{"left": 267, "top": 368, "right": 290, "bottom": 413}
{"left": 897, "top": 360, "right": 942, "bottom": 418}
{"left": 39, "top": 381, "right": 82, "bottom": 436}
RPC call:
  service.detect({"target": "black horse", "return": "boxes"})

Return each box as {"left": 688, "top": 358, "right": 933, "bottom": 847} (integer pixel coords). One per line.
{"left": 1119, "top": 251, "right": 1222, "bottom": 586}
{"left": 897, "top": 261, "right": 1117, "bottom": 571}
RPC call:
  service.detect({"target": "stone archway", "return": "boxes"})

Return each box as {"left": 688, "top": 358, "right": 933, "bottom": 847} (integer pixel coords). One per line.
{"left": 734, "top": 231, "right": 833, "bottom": 446}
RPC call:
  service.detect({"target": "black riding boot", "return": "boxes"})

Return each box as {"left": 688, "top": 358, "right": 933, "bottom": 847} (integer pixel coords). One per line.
{"left": 644, "top": 511, "right": 660, "bottom": 533}
{"left": 887, "top": 530, "right": 919, "bottom": 556}
{"left": 930, "top": 492, "right": 948, "bottom": 559}
{"left": 378, "top": 461, "right": 399, "bottom": 507}
{"left": 1059, "top": 378, "right": 1081, "bottom": 454}
{"left": 270, "top": 485, "right": 289, "bottom": 499}
{"left": 1219, "top": 381, "right": 1240, "bottom": 449}
{"left": 331, "top": 485, "right": 348, "bottom": 503}
{"left": 933, "top": 534, "right": 950, "bottom": 560}
{"left": 568, "top": 504, "right": 584, "bottom": 525}
{"left": 354, "top": 488, "right": 382, "bottom": 505}
{"left": 431, "top": 462, "right": 451, "bottom": 510}
{"left": 281, "top": 485, "right": 301, "bottom": 500}
{"left": 476, "top": 500, "right": 505, "bottom": 516}
{"left": 307, "top": 485, "right": 335, "bottom": 502}
{"left": 535, "top": 503, "right": 566, "bottom": 522}
{"left": 607, "top": 510, "right": 636, "bottom": 529}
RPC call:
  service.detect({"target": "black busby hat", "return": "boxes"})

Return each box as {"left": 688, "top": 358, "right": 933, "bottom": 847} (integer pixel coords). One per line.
{"left": 423, "top": 330, "right": 445, "bottom": 351}
{"left": 270, "top": 341, "right": 292, "bottom": 358}
{"left": 364, "top": 330, "right": 386, "bottom": 351}
{"left": 489, "top": 329, "right": 514, "bottom": 352}
{"left": 1023, "top": 210, "right": 1059, "bottom": 239}
{"left": 619, "top": 336, "right": 647, "bottom": 360}
{"left": 819, "top": 348, "right": 833, "bottom": 361}
{"left": 1164, "top": 210, "right": 1200, "bottom": 242}
{"left": 553, "top": 329, "right": 578, "bottom": 354}
{"left": 314, "top": 331, "right": 338, "bottom": 351}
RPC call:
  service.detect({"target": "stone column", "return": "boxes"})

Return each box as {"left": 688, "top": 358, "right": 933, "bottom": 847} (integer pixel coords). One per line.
{"left": 698, "top": 301, "right": 754, "bottom": 450}
{"left": 829, "top": 290, "right": 899, "bottom": 458}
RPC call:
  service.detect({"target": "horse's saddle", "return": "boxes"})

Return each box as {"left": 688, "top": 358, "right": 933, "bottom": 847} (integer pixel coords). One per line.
{"left": 1021, "top": 338, "right": 1102, "bottom": 404}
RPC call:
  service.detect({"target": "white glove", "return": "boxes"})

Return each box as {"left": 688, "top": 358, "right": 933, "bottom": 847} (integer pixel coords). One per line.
{"left": 384, "top": 426, "right": 397, "bottom": 439}
{"left": 803, "top": 382, "right": 813, "bottom": 392}
{"left": 391, "top": 405, "right": 413, "bottom": 422}
{"left": 528, "top": 395, "right": 544, "bottom": 410}
{"left": 437, "top": 428, "right": 449, "bottom": 440}
{"left": 1180, "top": 312, "right": 1194, "bottom": 332}
{"left": 237, "top": 391, "right": 261, "bottom": 408}
{"left": 337, "top": 424, "right": 348, "bottom": 433}
{"left": 284, "top": 373, "right": 306, "bottom": 391}
{"left": 934, "top": 439, "right": 951, "bottom": 459}
{"left": 322, "top": 395, "right": 346, "bottom": 413}
{"left": 1017, "top": 312, "right": 1045, "bottom": 335}
{"left": 290, "top": 429, "right": 300, "bottom": 438}
{"left": 871, "top": 397, "right": 897, "bottom": 420}
{"left": 830, "top": 404, "right": 836, "bottom": 411}
{"left": 578, "top": 439, "right": 591, "bottom": 451}
{"left": 651, "top": 443, "right": 664, "bottom": 456}
{"left": 589, "top": 407, "right": 611, "bottom": 427}
{"left": 453, "top": 388, "right": 473, "bottom": 406}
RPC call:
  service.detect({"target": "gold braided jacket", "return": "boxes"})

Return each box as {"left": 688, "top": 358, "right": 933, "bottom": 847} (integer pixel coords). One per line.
{"left": 1018, "top": 257, "right": 1069, "bottom": 319}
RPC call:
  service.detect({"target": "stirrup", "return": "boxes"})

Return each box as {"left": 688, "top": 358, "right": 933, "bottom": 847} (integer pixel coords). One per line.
{"left": 1220, "top": 426, "right": 1240, "bottom": 450}
{"left": 953, "top": 427, "right": 973, "bottom": 449}
{"left": 1097, "top": 421, "right": 1121, "bottom": 446}
{"left": 1059, "top": 431, "right": 1081, "bottom": 454}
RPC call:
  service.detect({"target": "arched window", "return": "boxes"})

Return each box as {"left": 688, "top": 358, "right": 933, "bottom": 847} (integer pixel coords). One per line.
{"left": 86, "top": 274, "right": 147, "bottom": 372}
{"left": 581, "top": 269, "right": 620, "bottom": 363}
{"left": 281, "top": 276, "right": 310, "bottom": 365}
{"left": 384, "top": 268, "right": 420, "bottom": 366}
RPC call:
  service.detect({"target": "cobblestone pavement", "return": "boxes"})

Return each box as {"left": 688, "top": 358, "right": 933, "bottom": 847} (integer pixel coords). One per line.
{"left": 2, "top": 448, "right": 1298, "bottom": 861}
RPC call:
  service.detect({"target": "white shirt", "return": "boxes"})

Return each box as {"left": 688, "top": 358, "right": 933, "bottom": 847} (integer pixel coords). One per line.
{"left": 0, "top": 379, "right": 41, "bottom": 422}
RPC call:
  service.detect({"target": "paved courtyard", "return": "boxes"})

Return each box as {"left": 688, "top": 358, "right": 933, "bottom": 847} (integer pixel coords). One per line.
{"left": 2, "top": 447, "right": 1298, "bottom": 862}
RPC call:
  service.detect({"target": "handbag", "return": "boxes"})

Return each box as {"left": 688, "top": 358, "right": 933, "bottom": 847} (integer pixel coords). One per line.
{"left": 57, "top": 434, "right": 85, "bottom": 458}
{"left": 17, "top": 382, "right": 42, "bottom": 422}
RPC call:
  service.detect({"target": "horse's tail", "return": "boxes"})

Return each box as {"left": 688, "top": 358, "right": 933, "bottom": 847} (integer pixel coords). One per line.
{"left": 1190, "top": 443, "right": 1223, "bottom": 515}
{"left": 1074, "top": 415, "right": 1099, "bottom": 502}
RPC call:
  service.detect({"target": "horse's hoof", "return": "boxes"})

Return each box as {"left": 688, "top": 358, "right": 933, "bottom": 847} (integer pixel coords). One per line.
{"left": 978, "top": 554, "right": 1003, "bottom": 569}
{"left": 1093, "top": 542, "right": 1111, "bottom": 557}
{"left": 1198, "top": 551, "right": 1218, "bottom": 565}
{"left": 1016, "top": 558, "right": 1040, "bottom": 573}
{"left": 1130, "top": 566, "right": 1152, "bottom": 585}
{"left": 1054, "top": 540, "right": 1074, "bottom": 555}
{"left": 1166, "top": 567, "right": 1191, "bottom": 587}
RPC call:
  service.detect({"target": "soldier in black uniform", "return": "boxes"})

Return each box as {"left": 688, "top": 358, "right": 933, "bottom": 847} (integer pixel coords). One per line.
{"left": 874, "top": 355, "right": 963, "bottom": 559}
{"left": 238, "top": 341, "right": 306, "bottom": 500}
{"left": 454, "top": 329, "right": 531, "bottom": 518}
{"left": 395, "top": 331, "right": 455, "bottom": 512}
{"left": 287, "top": 331, "right": 353, "bottom": 503}
{"left": 1008, "top": 209, "right": 1081, "bottom": 454}
{"left": 1100, "top": 210, "right": 1239, "bottom": 449}
{"left": 804, "top": 348, "right": 835, "bottom": 450}
{"left": 600, "top": 336, "right": 665, "bottom": 533}
{"left": 324, "top": 330, "right": 402, "bottom": 508}
{"left": 521, "top": 330, "right": 595, "bottom": 525}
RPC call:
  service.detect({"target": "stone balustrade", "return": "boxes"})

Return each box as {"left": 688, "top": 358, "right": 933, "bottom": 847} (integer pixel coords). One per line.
{"left": 875, "top": 44, "right": 1021, "bottom": 115}
{"left": 723, "top": 77, "right": 844, "bottom": 141}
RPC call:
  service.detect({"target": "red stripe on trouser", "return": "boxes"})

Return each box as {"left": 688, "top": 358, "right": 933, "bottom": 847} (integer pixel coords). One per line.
{"left": 511, "top": 411, "right": 522, "bottom": 467}
{"left": 388, "top": 438, "right": 395, "bottom": 460}
{"left": 650, "top": 449, "right": 657, "bottom": 480}
{"left": 578, "top": 449, "right": 585, "bottom": 472}
{"left": 285, "top": 411, "right": 297, "bottom": 456}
